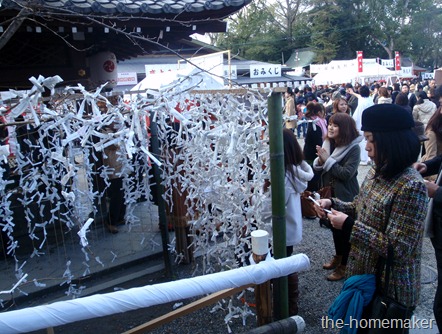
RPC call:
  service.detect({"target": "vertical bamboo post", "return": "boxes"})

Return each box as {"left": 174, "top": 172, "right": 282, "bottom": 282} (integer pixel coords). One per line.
{"left": 267, "top": 90, "right": 288, "bottom": 320}
{"left": 150, "top": 113, "right": 174, "bottom": 277}
{"left": 252, "top": 230, "right": 272, "bottom": 326}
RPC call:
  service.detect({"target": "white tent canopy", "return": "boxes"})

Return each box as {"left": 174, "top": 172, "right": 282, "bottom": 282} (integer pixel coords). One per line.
{"left": 131, "top": 71, "right": 178, "bottom": 91}
{"left": 312, "top": 58, "right": 396, "bottom": 85}
{"left": 130, "top": 67, "right": 225, "bottom": 92}
{"left": 358, "top": 61, "right": 396, "bottom": 78}
{"left": 311, "top": 70, "right": 354, "bottom": 86}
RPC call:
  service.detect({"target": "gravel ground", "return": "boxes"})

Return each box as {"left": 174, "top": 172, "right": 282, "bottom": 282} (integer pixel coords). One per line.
{"left": 146, "top": 164, "right": 439, "bottom": 334}
{"left": 24, "top": 164, "right": 439, "bottom": 334}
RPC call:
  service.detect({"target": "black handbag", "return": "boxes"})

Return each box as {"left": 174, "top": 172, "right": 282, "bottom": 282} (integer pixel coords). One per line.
{"left": 368, "top": 244, "right": 415, "bottom": 334}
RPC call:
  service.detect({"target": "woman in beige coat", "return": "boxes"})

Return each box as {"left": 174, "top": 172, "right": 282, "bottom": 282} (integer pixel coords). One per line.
{"left": 413, "top": 91, "right": 437, "bottom": 129}
{"left": 284, "top": 87, "right": 297, "bottom": 132}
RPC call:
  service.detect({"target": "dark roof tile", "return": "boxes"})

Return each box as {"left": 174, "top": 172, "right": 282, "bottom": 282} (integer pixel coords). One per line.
{"left": 44, "top": 0, "right": 65, "bottom": 7}
{"left": 144, "top": 4, "right": 163, "bottom": 14}
{"left": 1, "top": 0, "right": 250, "bottom": 15}
{"left": 117, "top": 2, "right": 142, "bottom": 14}
{"left": 188, "top": 2, "right": 205, "bottom": 12}
{"left": 206, "top": 1, "right": 225, "bottom": 10}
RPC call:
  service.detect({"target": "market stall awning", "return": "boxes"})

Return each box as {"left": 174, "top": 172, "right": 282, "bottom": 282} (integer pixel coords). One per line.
{"left": 312, "top": 59, "right": 395, "bottom": 85}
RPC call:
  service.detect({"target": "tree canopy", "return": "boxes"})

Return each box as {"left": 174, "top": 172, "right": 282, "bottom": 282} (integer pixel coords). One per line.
{"left": 212, "top": 0, "right": 442, "bottom": 69}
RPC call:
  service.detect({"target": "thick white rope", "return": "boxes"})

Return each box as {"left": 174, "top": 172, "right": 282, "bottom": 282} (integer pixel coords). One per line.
{"left": 0, "top": 254, "right": 309, "bottom": 333}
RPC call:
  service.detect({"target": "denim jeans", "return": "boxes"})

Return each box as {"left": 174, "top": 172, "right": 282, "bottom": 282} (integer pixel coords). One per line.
{"left": 297, "top": 121, "right": 306, "bottom": 138}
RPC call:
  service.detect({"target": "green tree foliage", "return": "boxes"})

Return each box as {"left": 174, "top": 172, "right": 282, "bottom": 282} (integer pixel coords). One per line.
{"left": 406, "top": 3, "right": 442, "bottom": 68}
{"left": 269, "top": 0, "right": 306, "bottom": 58}
{"left": 364, "top": 0, "right": 413, "bottom": 59}
{"left": 212, "top": 1, "right": 285, "bottom": 62}
{"left": 307, "top": 1, "right": 340, "bottom": 63}
{"left": 211, "top": 0, "right": 309, "bottom": 63}
{"left": 212, "top": 0, "right": 442, "bottom": 67}
{"left": 332, "top": 0, "right": 373, "bottom": 59}
{"left": 361, "top": 0, "right": 442, "bottom": 68}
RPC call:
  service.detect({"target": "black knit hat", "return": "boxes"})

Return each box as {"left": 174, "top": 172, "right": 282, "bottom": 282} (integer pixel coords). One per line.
{"left": 361, "top": 104, "right": 415, "bottom": 132}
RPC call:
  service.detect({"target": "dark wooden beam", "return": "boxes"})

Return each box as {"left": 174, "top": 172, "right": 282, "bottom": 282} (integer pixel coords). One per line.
{"left": 0, "top": 67, "right": 89, "bottom": 90}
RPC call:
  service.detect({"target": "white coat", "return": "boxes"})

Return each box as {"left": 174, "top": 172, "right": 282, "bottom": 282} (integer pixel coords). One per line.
{"left": 413, "top": 99, "right": 437, "bottom": 129}
{"left": 261, "top": 161, "right": 314, "bottom": 247}
{"left": 284, "top": 161, "right": 314, "bottom": 246}
{"left": 352, "top": 96, "right": 374, "bottom": 163}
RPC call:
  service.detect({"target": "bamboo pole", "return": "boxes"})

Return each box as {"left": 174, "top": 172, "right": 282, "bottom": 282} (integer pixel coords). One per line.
{"left": 267, "top": 90, "right": 288, "bottom": 320}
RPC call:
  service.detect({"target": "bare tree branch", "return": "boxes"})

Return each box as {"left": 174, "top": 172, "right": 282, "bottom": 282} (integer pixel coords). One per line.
{"left": 372, "top": 35, "right": 393, "bottom": 59}
{"left": 0, "top": 8, "right": 31, "bottom": 50}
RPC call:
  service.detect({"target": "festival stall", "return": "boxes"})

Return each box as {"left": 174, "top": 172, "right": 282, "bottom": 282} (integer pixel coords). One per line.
{"left": 311, "top": 59, "right": 396, "bottom": 85}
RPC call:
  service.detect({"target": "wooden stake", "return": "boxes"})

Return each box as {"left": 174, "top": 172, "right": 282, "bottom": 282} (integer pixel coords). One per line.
{"left": 122, "top": 284, "right": 253, "bottom": 334}
{"left": 251, "top": 231, "right": 273, "bottom": 326}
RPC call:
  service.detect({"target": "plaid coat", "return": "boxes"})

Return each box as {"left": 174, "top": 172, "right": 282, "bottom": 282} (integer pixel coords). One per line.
{"left": 332, "top": 167, "right": 428, "bottom": 307}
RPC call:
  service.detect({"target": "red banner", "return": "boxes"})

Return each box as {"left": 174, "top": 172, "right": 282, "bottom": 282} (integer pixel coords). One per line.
{"left": 395, "top": 51, "right": 401, "bottom": 71}
{"left": 357, "top": 51, "right": 363, "bottom": 73}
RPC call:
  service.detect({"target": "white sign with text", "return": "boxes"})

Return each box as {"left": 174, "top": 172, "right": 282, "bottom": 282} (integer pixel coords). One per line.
{"left": 250, "top": 64, "right": 281, "bottom": 78}
{"left": 117, "top": 72, "right": 138, "bottom": 86}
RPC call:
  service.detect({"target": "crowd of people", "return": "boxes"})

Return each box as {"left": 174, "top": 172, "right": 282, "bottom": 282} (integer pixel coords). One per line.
{"left": 281, "top": 78, "right": 442, "bottom": 332}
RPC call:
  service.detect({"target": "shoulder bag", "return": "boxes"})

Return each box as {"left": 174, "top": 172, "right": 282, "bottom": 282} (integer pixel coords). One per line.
{"left": 317, "top": 173, "right": 334, "bottom": 199}
{"left": 368, "top": 243, "right": 415, "bottom": 334}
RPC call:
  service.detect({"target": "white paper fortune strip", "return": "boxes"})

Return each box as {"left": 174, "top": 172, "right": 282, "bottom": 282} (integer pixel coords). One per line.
{"left": 0, "top": 72, "right": 273, "bottom": 315}
{"left": 77, "top": 218, "right": 94, "bottom": 247}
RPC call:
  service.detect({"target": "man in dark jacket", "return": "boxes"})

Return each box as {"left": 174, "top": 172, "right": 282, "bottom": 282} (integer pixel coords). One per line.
{"left": 414, "top": 85, "right": 442, "bottom": 330}
{"left": 391, "top": 83, "right": 400, "bottom": 103}
{"left": 294, "top": 87, "right": 305, "bottom": 105}
{"left": 304, "top": 86, "right": 317, "bottom": 103}
{"left": 345, "top": 83, "right": 358, "bottom": 115}
{"left": 401, "top": 84, "right": 417, "bottom": 110}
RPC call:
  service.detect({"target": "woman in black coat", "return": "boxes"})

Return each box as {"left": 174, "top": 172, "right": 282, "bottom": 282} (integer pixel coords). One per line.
{"left": 303, "top": 101, "right": 325, "bottom": 191}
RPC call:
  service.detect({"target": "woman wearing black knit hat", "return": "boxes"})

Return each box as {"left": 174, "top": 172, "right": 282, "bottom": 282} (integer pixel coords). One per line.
{"left": 315, "top": 104, "right": 428, "bottom": 333}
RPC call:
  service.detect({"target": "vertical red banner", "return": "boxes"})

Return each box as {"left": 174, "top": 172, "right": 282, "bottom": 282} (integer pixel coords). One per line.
{"left": 395, "top": 51, "right": 401, "bottom": 71}
{"left": 357, "top": 51, "right": 363, "bottom": 73}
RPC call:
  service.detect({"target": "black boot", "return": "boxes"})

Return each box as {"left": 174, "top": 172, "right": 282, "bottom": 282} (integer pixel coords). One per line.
{"left": 288, "top": 273, "right": 299, "bottom": 316}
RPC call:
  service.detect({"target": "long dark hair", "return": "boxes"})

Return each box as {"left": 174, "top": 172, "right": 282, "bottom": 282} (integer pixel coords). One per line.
{"left": 426, "top": 107, "right": 442, "bottom": 142}
{"left": 371, "top": 130, "right": 420, "bottom": 179}
{"left": 283, "top": 128, "right": 304, "bottom": 179}
{"left": 394, "top": 92, "right": 409, "bottom": 106}
{"left": 328, "top": 113, "right": 359, "bottom": 147}
{"left": 417, "top": 91, "right": 429, "bottom": 105}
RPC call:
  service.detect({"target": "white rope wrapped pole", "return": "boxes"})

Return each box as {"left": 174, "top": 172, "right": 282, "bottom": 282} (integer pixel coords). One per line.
{"left": 0, "top": 254, "right": 310, "bottom": 334}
